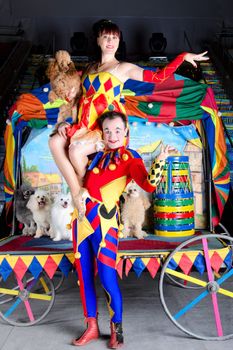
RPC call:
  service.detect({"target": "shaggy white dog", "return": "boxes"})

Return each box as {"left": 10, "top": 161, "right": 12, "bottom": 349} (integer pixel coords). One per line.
{"left": 26, "top": 189, "right": 52, "bottom": 238}
{"left": 51, "top": 192, "right": 74, "bottom": 241}
{"left": 121, "top": 180, "right": 151, "bottom": 239}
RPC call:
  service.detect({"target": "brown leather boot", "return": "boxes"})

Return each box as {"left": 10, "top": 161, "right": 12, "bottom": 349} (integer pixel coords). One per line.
{"left": 108, "top": 322, "right": 124, "bottom": 349}
{"left": 72, "top": 317, "right": 100, "bottom": 346}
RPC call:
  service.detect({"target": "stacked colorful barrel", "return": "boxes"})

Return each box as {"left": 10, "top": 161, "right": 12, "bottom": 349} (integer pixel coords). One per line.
{"left": 154, "top": 156, "right": 195, "bottom": 237}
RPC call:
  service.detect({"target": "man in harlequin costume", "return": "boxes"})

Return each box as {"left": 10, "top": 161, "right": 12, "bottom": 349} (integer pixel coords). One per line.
{"left": 71, "top": 111, "right": 175, "bottom": 348}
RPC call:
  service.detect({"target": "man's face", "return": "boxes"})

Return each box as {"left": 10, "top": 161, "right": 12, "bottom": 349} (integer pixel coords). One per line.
{"left": 102, "top": 117, "right": 127, "bottom": 149}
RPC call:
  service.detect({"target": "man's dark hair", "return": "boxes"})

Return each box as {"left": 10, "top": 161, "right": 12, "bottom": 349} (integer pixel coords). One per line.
{"left": 98, "top": 111, "right": 127, "bottom": 129}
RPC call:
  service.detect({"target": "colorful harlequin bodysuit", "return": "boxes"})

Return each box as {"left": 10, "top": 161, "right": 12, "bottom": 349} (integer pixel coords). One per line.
{"left": 67, "top": 71, "right": 126, "bottom": 139}
{"left": 72, "top": 146, "right": 165, "bottom": 322}
{"left": 67, "top": 53, "right": 186, "bottom": 139}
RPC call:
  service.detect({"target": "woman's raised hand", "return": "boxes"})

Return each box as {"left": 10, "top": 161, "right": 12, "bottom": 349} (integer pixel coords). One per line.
{"left": 184, "top": 51, "right": 209, "bottom": 68}
{"left": 157, "top": 144, "right": 177, "bottom": 161}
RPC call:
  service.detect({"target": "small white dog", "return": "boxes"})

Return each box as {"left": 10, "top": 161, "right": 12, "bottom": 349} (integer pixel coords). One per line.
{"left": 26, "top": 189, "right": 52, "bottom": 238}
{"left": 121, "top": 180, "right": 151, "bottom": 239}
{"left": 51, "top": 192, "right": 74, "bottom": 241}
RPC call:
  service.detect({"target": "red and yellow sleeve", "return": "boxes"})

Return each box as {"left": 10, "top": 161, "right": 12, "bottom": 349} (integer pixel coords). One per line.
{"left": 129, "top": 157, "right": 165, "bottom": 193}
{"left": 143, "top": 52, "right": 187, "bottom": 84}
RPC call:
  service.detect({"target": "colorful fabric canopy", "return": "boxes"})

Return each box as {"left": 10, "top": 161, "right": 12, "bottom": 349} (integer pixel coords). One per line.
{"left": 3, "top": 72, "right": 230, "bottom": 228}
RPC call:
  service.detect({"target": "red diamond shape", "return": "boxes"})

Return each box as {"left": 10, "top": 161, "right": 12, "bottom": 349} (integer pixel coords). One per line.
{"left": 146, "top": 258, "right": 160, "bottom": 278}
{"left": 179, "top": 253, "right": 193, "bottom": 275}
{"left": 13, "top": 257, "right": 28, "bottom": 280}
{"left": 125, "top": 259, "right": 133, "bottom": 276}
{"left": 210, "top": 251, "right": 223, "bottom": 273}
{"left": 104, "top": 78, "right": 113, "bottom": 92}
{"left": 116, "top": 259, "right": 124, "bottom": 279}
{"left": 86, "top": 85, "right": 96, "bottom": 97}
{"left": 43, "top": 256, "right": 58, "bottom": 279}
{"left": 93, "top": 94, "right": 108, "bottom": 116}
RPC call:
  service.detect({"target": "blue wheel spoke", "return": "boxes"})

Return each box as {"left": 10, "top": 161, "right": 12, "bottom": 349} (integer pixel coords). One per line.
{"left": 174, "top": 290, "right": 209, "bottom": 320}
{"left": 4, "top": 297, "right": 22, "bottom": 318}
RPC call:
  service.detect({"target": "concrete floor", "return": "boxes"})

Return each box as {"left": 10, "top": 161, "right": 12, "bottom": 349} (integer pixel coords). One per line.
{"left": 0, "top": 271, "right": 233, "bottom": 350}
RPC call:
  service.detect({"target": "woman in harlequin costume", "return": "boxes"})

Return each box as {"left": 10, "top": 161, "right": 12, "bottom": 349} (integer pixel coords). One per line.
{"left": 71, "top": 111, "right": 175, "bottom": 348}
{"left": 49, "top": 19, "right": 209, "bottom": 215}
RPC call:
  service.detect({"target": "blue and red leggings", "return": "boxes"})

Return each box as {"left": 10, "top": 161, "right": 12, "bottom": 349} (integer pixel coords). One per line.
{"left": 73, "top": 200, "right": 122, "bottom": 323}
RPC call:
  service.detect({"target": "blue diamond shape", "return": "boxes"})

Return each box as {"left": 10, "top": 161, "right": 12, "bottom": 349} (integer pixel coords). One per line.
{"left": 92, "top": 76, "right": 101, "bottom": 92}
{"left": 0, "top": 258, "right": 13, "bottom": 281}
{"left": 28, "top": 256, "right": 43, "bottom": 279}
{"left": 83, "top": 76, "right": 91, "bottom": 91}
{"left": 167, "top": 258, "right": 178, "bottom": 270}
{"left": 193, "top": 253, "right": 205, "bottom": 275}
{"left": 58, "top": 255, "right": 73, "bottom": 277}
{"left": 224, "top": 250, "right": 232, "bottom": 270}
{"left": 113, "top": 85, "right": 120, "bottom": 97}
{"left": 133, "top": 258, "right": 146, "bottom": 277}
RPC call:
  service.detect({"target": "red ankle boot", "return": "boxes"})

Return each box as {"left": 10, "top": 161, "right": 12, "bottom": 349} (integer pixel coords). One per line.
{"left": 108, "top": 322, "right": 124, "bottom": 349}
{"left": 72, "top": 317, "right": 100, "bottom": 346}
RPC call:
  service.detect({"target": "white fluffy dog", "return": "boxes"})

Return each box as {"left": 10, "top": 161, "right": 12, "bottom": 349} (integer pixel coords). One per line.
{"left": 51, "top": 192, "right": 74, "bottom": 241}
{"left": 26, "top": 189, "right": 52, "bottom": 238}
{"left": 121, "top": 180, "right": 151, "bottom": 239}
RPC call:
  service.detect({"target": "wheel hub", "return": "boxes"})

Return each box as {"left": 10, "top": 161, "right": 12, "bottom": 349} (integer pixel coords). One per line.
{"left": 19, "top": 288, "right": 29, "bottom": 301}
{"left": 207, "top": 281, "right": 219, "bottom": 294}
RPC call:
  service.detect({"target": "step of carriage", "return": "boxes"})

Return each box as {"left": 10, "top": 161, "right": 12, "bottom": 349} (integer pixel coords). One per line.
{"left": 202, "top": 72, "right": 220, "bottom": 78}
{"left": 0, "top": 147, "right": 5, "bottom": 160}
{"left": 0, "top": 136, "right": 5, "bottom": 148}
{"left": 222, "top": 122, "right": 233, "bottom": 131}
{"left": 221, "top": 111, "right": 233, "bottom": 117}
{"left": 211, "top": 86, "right": 226, "bottom": 93}
{"left": 18, "top": 84, "right": 40, "bottom": 94}
{"left": 216, "top": 99, "right": 233, "bottom": 107}
{"left": 0, "top": 201, "right": 4, "bottom": 215}
{"left": 219, "top": 110, "right": 233, "bottom": 116}
{"left": 0, "top": 174, "right": 5, "bottom": 214}
{"left": 215, "top": 97, "right": 232, "bottom": 104}
{"left": 210, "top": 85, "right": 229, "bottom": 96}
{"left": 0, "top": 188, "right": 4, "bottom": 201}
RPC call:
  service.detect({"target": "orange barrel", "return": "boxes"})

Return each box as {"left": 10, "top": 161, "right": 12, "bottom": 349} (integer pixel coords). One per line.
{"left": 154, "top": 156, "right": 195, "bottom": 237}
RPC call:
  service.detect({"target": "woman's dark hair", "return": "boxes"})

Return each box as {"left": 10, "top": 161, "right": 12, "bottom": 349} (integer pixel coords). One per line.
{"left": 93, "top": 19, "right": 120, "bottom": 38}
{"left": 98, "top": 111, "right": 127, "bottom": 129}
{"left": 91, "top": 19, "right": 121, "bottom": 63}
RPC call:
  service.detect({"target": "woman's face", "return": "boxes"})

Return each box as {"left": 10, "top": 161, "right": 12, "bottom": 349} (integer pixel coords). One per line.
{"left": 97, "top": 31, "right": 120, "bottom": 55}
{"left": 102, "top": 117, "right": 127, "bottom": 149}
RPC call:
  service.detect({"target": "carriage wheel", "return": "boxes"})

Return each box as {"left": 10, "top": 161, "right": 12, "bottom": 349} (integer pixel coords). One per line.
{"left": 0, "top": 271, "right": 55, "bottom": 326}
{"left": 165, "top": 270, "right": 202, "bottom": 290}
{"left": 52, "top": 271, "right": 65, "bottom": 292}
{"left": 159, "top": 233, "right": 233, "bottom": 340}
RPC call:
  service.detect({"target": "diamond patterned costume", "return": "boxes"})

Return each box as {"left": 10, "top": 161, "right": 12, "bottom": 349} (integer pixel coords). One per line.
{"left": 67, "top": 72, "right": 125, "bottom": 138}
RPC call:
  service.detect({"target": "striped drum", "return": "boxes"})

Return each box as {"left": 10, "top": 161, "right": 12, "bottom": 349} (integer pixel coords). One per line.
{"left": 154, "top": 156, "right": 195, "bottom": 237}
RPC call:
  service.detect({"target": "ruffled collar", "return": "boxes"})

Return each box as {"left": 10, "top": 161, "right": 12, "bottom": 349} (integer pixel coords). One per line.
{"left": 88, "top": 146, "right": 126, "bottom": 170}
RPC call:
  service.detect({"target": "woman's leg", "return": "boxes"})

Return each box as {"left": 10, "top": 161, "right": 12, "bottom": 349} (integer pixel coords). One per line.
{"left": 69, "top": 129, "right": 104, "bottom": 180}
{"left": 68, "top": 142, "right": 97, "bottom": 179}
{"left": 48, "top": 133, "right": 81, "bottom": 195}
